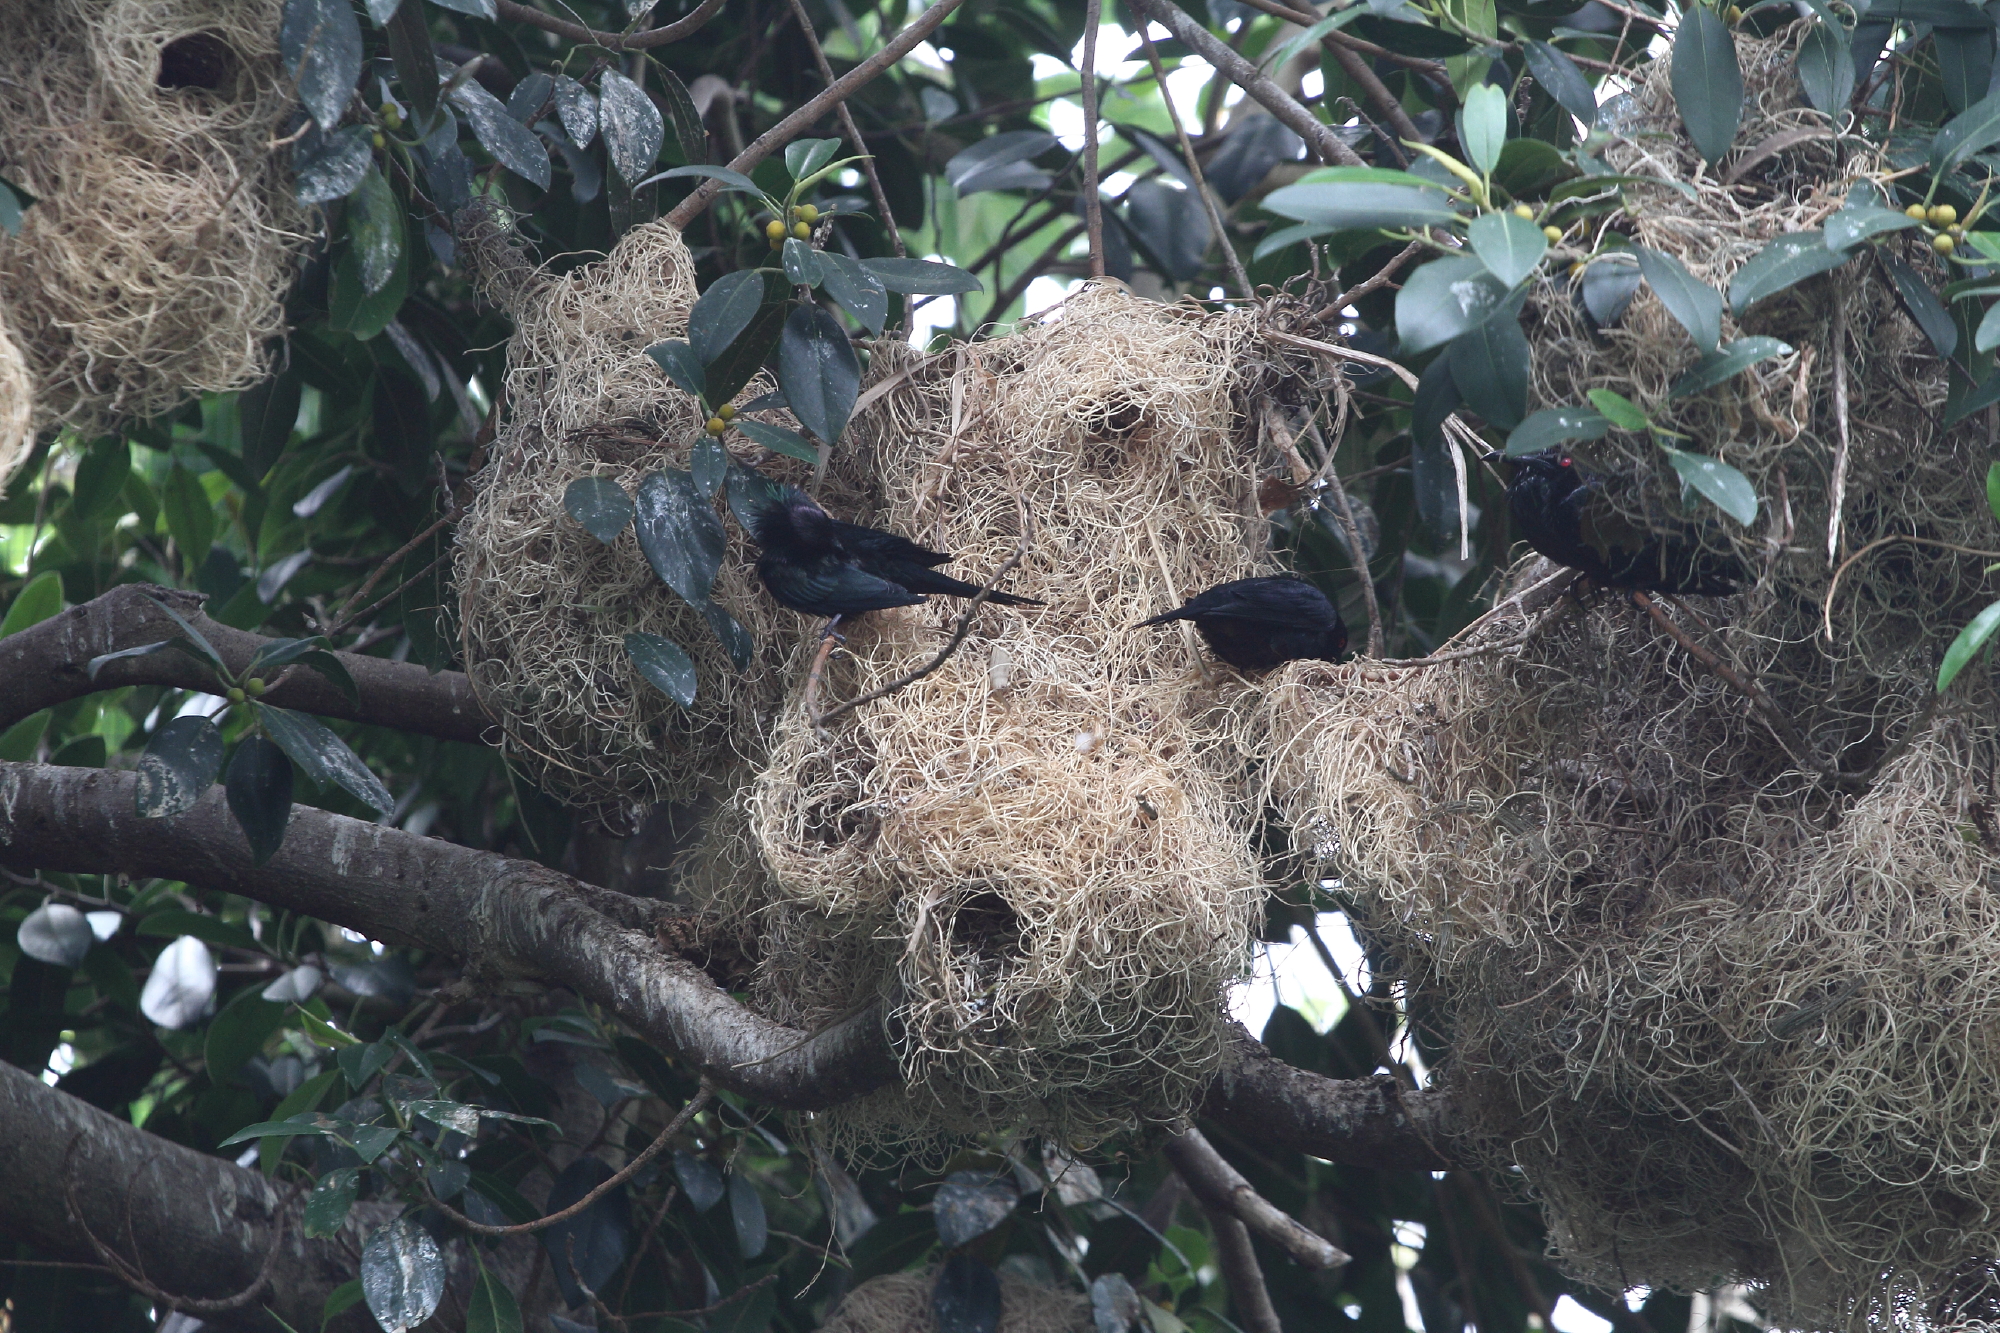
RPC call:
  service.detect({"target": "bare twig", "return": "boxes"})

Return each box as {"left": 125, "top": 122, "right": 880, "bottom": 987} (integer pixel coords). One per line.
{"left": 784, "top": 0, "right": 906, "bottom": 259}
{"left": 1081, "top": 0, "right": 1108, "bottom": 279}
{"left": 1265, "top": 328, "right": 1419, "bottom": 389}
{"left": 1139, "top": 25, "right": 1251, "bottom": 298}
{"left": 664, "top": 0, "right": 973, "bottom": 229}
{"left": 622, "top": 1271, "right": 781, "bottom": 1320}
{"left": 1125, "top": 0, "right": 1364, "bottom": 167}
{"left": 1204, "top": 1206, "right": 1282, "bottom": 1333}
{"left": 813, "top": 509, "right": 1035, "bottom": 726}
{"left": 1314, "top": 239, "right": 1425, "bottom": 323}
{"left": 1827, "top": 285, "right": 1851, "bottom": 566}
{"left": 1275, "top": 406, "right": 1381, "bottom": 655}
{"left": 428, "top": 1086, "right": 712, "bottom": 1237}
{"left": 1161, "top": 1127, "right": 1349, "bottom": 1269}
{"left": 799, "top": 630, "right": 841, "bottom": 722}
{"left": 494, "top": 0, "right": 726, "bottom": 49}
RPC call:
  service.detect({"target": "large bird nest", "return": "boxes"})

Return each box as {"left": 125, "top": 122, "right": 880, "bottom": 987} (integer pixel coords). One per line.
{"left": 0, "top": 0, "right": 308, "bottom": 475}
{"left": 700, "top": 287, "right": 1274, "bottom": 1151}
{"left": 453, "top": 215, "right": 852, "bottom": 824}
{"left": 817, "top": 1267, "right": 1091, "bottom": 1333}
{"left": 1239, "top": 27, "right": 2000, "bottom": 1328}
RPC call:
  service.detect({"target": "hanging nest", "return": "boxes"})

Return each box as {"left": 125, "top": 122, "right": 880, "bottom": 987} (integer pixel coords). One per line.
{"left": 0, "top": 306, "right": 31, "bottom": 489}
{"left": 704, "top": 287, "right": 1273, "bottom": 1151}
{"left": 1239, "top": 26, "right": 2000, "bottom": 1328}
{"left": 817, "top": 1267, "right": 1091, "bottom": 1333}
{"left": 0, "top": 0, "right": 308, "bottom": 459}
{"left": 453, "top": 214, "right": 854, "bottom": 824}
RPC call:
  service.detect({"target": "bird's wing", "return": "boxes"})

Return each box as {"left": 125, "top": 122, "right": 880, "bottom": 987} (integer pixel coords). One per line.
{"left": 891, "top": 566, "right": 1043, "bottom": 606}
{"left": 831, "top": 520, "right": 953, "bottom": 568}
{"left": 760, "top": 555, "right": 927, "bottom": 615}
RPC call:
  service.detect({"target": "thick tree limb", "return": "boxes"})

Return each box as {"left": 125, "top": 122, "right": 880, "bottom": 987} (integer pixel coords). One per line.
{"left": 663, "top": 0, "right": 972, "bottom": 229}
{"left": 1123, "top": 0, "right": 1365, "bottom": 167}
{"left": 0, "top": 584, "right": 490, "bottom": 746}
{"left": 1162, "top": 1126, "right": 1349, "bottom": 1269}
{"left": 0, "top": 762, "right": 897, "bottom": 1110}
{"left": 1202, "top": 1024, "right": 1454, "bottom": 1170}
{"left": 0, "top": 1059, "right": 378, "bottom": 1332}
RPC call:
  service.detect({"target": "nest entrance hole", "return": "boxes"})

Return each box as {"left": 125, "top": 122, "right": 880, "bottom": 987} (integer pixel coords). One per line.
{"left": 156, "top": 32, "right": 235, "bottom": 92}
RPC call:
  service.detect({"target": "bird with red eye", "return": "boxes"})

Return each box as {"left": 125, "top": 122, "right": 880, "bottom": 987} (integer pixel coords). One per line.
{"left": 1486, "top": 446, "right": 1743, "bottom": 596}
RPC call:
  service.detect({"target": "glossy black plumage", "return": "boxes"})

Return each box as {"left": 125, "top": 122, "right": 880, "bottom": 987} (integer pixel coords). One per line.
{"left": 1497, "top": 449, "right": 1742, "bottom": 596}
{"left": 742, "top": 484, "right": 1042, "bottom": 618}
{"left": 1139, "top": 576, "right": 1349, "bottom": 670}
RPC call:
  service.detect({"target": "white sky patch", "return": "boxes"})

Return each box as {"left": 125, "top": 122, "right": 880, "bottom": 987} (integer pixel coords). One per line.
{"left": 910, "top": 294, "right": 957, "bottom": 347}
{"left": 175, "top": 692, "right": 230, "bottom": 719}
{"left": 1229, "top": 910, "right": 1368, "bottom": 1038}
{"left": 907, "top": 40, "right": 950, "bottom": 74}
{"left": 1301, "top": 67, "right": 1324, "bottom": 99}
{"left": 1022, "top": 276, "right": 1075, "bottom": 318}
{"left": 1553, "top": 1295, "right": 1614, "bottom": 1333}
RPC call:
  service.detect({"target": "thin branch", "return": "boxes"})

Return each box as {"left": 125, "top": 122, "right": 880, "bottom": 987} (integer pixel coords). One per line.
{"left": 1081, "top": 0, "right": 1108, "bottom": 278}
{"left": 784, "top": 0, "right": 906, "bottom": 259}
{"left": 664, "top": 0, "right": 973, "bottom": 229}
{"left": 429, "top": 1087, "right": 713, "bottom": 1237}
{"left": 1281, "top": 407, "right": 1382, "bottom": 656}
{"left": 813, "top": 505, "right": 1034, "bottom": 725}
{"left": 1203, "top": 1206, "right": 1282, "bottom": 1333}
{"left": 1161, "top": 1127, "right": 1348, "bottom": 1269}
{"left": 1139, "top": 25, "right": 1251, "bottom": 298}
{"left": 1125, "top": 0, "right": 1364, "bottom": 167}
{"left": 1265, "top": 328, "right": 1419, "bottom": 389}
{"left": 1229, "top": 0, "right": 1453, "bottom": 83}
{"left": 981, "top": 221, "right": 1088, "bottom": 325}
{"left": 1314, "top": 240, "right": 1424, "bottom": 323}
{"left": 621, "top": 1271, "right": 782, "bottom": 1320}
{"left": 493, "top": 0, "right": 726, "bottom": 49}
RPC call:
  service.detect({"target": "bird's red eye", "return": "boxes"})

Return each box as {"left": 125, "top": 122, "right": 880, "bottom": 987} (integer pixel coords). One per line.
{"left": 1559, "top": 457, "right": 1572, "bottom": 467}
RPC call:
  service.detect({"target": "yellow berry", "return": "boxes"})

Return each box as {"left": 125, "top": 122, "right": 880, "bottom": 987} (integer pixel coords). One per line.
{"left": 1908, "top": 203, "right": 1930, "bottom": 220}
{"left": 371, "top": 131, "right": 385, "bottom": 149}
{"left": 1935, "top": 233, "right": 1956, "bottom": 255}
{"left": 769, "top": 236, "right": 784, "bottom": 250}
{"left": 705, "top": 416, "right": 727, "bottom": 435}
{"left": 791, "top": 221, "right": 811, "bottom": 240}
{"left": 717, "top": 404, "right": 736, "bottom": 420}
{"left": 1513, "top": 203, "right": 1535, "bottom": 219}
{"left": 797, "top": 203, "right": 819, "bottom": 224}
{"left": 1725, "top": 4, "right": 1742, "bottom": 20}
{"left": 247, "top": 677, "right": 266, "bottom": 696}
{"left": 1930, "top": 204, "right": 1958, "bottom": 226}
{"left": 227, "top": 687, "right": 246, "bottom": 704}
{"left": 1568, "top": 260, "right": 1586, "bottom": 278}
{"left": 1543, "top": 225, "right": 1563, "bottom": 243}
{"left": 765, "top": 219, "right": 787, "bottom": 241}
{"left": 382, "top": 105, "right": 402, "bottom": 129}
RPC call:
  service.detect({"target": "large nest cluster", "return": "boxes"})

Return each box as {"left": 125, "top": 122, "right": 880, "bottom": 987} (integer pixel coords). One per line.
{"left": 0, "top": 0, "right": 308, "bottom": 481}
{"left": 699, "top": 288, "right": 1275, "bottom": 1151}
{"left": 817, "top": 1267, "right": 1091, "bottom": 1333}
{"left": 453, "top": 216, "right": 847, "bottom": 824}
{"left": 1240, "top": 27, "right": 2000, "bottom": 1328}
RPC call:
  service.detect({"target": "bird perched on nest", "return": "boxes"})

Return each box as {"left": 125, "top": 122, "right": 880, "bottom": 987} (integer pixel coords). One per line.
{"left": 1139, "top": 576, "right": 1348, "bottom": 670}
{"left": 1489, "top": 448, "right": 1742, "bottom": 595}
{"left": 734, "top": 476, "right": 1041, "bottom": 628}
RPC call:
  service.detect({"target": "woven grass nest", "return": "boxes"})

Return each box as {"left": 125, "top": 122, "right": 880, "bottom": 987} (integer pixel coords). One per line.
{"left": 1238, "top": 27, "right": 2000, "bottom": 1328}
{"left": 0, "top": 0, "right": 308, "bottom": 484}
{"left": 817, "top": 1267, "right": 1090, "bottom": 1333}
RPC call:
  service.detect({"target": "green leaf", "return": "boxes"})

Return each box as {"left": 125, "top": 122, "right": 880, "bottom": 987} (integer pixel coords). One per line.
{"left": 1946, "top": 363, "right": 2000, "bottom": 424}
{"left": 0, "top": 711, "right": 50, "bottom": 762}
{"left": 1587, "top": 387, "right": 1650, "bottom": 430}
{"left": 1882, "top": 253, "right": 1959, "bottom": 359}
{"left": 688, "top": 270, "right": 767, "bottom": 367}
{"left": 1728, "top": 231, "right": 1848, "bottom": 312}
{"left": 1467, "top": 212, "right": 1548, "bottom": 287}
{"left": 785, "top": 137, "right": 842, "bottom": 183}
{"left": 563, "top": 476, "right": 636, "bottom": 544}
{"left": 1522, "top": 40, "right": 1597, "bottom": 127}
{"left": 141, "top": 592, "right": 228, "bottom": 673}
{"left": 1670, "top": 5, "right": 1742, "bottom": 165}
{"left": 692, "top": 438, "right": 729, "bottom": 497}
{"left": 1939, "top": 598, "right": 2000, "bottom": 690}
{"left": 1266, "top": 10, "right": 1368, "bottom": 68}
{"left": 1505, "top": 407, "right": 1613, "bottom": 454}
{"left": 88, "top": 641, "right": 180, "bottom": 683}
{"left": 1410, "top": 355, "right": 1462, "bottom": 541}
{"left": 135, "top": 908, "right": 261, "bottom": 953}
{"left": 327, "top": 225, "right": 409, "bottom": 339}
{"left": 293, "top": 124, "right": 374, "bottom": 206}
{"left": 348, "top": 166, "right": 403, "bottom": 298}
{"left": 781, "top": 236, "right": 823, "bottom": 288}
{"left": 1447, "top": 314, "right": 1531, "bottom": 429}
{"left": 0, "top": 179, "right": 28, "bottom": 236}
{"left": 1936, "top": 26, "right": 1993, "bottom": 113}
{"left": 702, "top": 601, "right": 755, "bottom": 671}
{"left": 779, "top": 303, "right": 861, "bottom": 443}
{"left": 1933, "top": 87, "right": 2000, "bottom": 171}
{"left": 281, "top": 0, "right": 364, "bottom": 131}
{"left": 1292, "top": 165, "right": 1453, "bottom": 190}
{"left": 704, "top": 270, "right": 789, "bottom": 406}
{"left": 219, "top": 1113, "right": 342, "bottom": 1147}
{"left": 1668, "top": 335, "right": 1794, "bottom": 398}
{"left": 298, "top": 1009, "right": 360, "bottom": 1047}
{"left": 1977, "top": 301, "right": 2000, "bottom": 354}
{"left": 1458, "top": 84, "right": 1509, "bottom": 176}
{"left": 135, "top": 716, "right": 225, "bottom": 819}
{"left": 646, "top": 339, "right": 708, "bottom": 402}
{"left": 1492, "top": 137, "right": 1576, "bottom": 200}
{"left": 859, "top": 257, "right": 985, "bottom": 295}
{"left": 1253, "top": 221, "right": 1333, "bottom": 260}
{"left": 1987, "top": 460, "right": 2000, "bottom": 522}
{"left": 1394, "top": 254, "right": 1509, "bottom": 355}
{"left": 383, "top": 0, "right": 439, "bottom": 135}
{"left": 162, "top": 463, "right": 216, "bottom": 568}
{"left": 255, "top": 705, "right": 395, "bottom": 814}
{"left": 816, "top": 251, "right": 889, "bottom": 335}
{"left": 626, "top": 632, "right": 697, "bottom": 708}
{"left": 654, "top": 66, "right": 705, "bottom": 164}
{"left": 1796, "top": 18, "right": 1854, "bottom": 116}
{"left": 0, "top": 570, "right": 61, "bottom": 638}
{"left": 1660, "top": 444, "right": 1758, "bottom": 524}
{"left": 1635, "top": 246, "right": 1722, "bottom": 353}
{"left": 468, "top": 1259, "right": 525, "bottom": 1333}
{"left": 1261, "top": 181, "right": 1460, "bottom": 233}
{"left": 450, "top": 75, "right": 552, "bottom": 190}
{"left": 598, "top": 69, "right": 664, "bottom": 186}
{"left": 71, "top": 436, "right": 132, "bottom": 518}
{"left": 731, "top": 1168, "right": 769, "bottom": 1258}
{"left": 733, "top": 417, "right": 820, "bottom": 463}
{"left": 1824, "top": 204, "right": 1919, "bottom": 252}
{"left": 640, "top": 164, "right": 768, "bottom": 198}
{"left": 321, "top": 1278, "right": 365, "bottom": 1332}
{"left": 206, "top": 985, "right": 286, "bottom": 1084}
{"left": 635, "top": 469, "right": 727, "bottom": 606}
{"left": 361, "top": 1216, "right": 445, "bottom": 1331}
{"left": 945, "top": 130, "right": 1058, "bottom": 195}
{"left": 304, "top": 1166, "right": 361, "bottom": 1240}
{"left": 261, "top": 1067, "right": 341, "bottom": 1175}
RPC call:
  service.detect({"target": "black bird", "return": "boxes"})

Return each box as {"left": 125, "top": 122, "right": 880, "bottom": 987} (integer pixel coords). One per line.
{"left": 734, "top": 477, "right": 1042, "bottom": 623}
{"left": 1139, "top": 576, "right": 1349, "bottom": 670}
{"left": 1491, "top": 448, "right": 1742, "bottom": 596}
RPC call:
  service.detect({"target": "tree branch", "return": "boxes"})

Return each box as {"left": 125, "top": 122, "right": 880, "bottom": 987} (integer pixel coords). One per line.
{"left": 0, "top": 584, "right": 490, "bottom": 746}
{"left": 1123, "top": 0, "right": 1364, "bottom": 167}
{"left": 1202, "top": 1207, "right": 1282, "bottom": 1333}
{"left": 1201, "top": 1024, "right": 1453, "bottom": 1170}
{"left": 1162, "top": 1126, "right": 1349, "bottom": 1269}
{"left": 663, "top": 0, "right": 972, "bottom": 229}
{"left": 493, "top": 0, "right": 727, "bottom": 50}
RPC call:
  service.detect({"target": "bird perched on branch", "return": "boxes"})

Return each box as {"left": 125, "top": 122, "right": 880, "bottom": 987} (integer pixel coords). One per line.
{"left": 735, "top": 477, "right": 1041, "bottom": 628}
{"left": 1489, "top": 448, "right": 1742, "bottom": 596}
{"left": 1139, "top": 576, "right": 1348, "bottom": 670}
